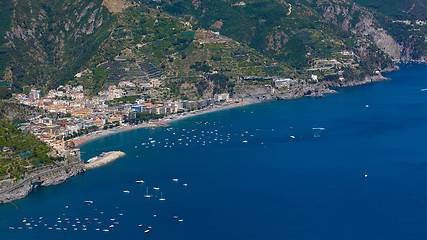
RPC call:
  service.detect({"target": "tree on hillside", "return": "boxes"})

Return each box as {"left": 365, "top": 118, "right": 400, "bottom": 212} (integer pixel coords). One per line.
{"left": 0, "top": 86, "right": 11, "bottom": 99}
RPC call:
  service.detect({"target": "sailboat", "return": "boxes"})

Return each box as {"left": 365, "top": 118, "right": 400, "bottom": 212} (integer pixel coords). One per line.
{"left": 159, "top": 192, "right": 166, "bottom": 201}
{"left": 144, "top": 187, "right": 152, "bottom": 198}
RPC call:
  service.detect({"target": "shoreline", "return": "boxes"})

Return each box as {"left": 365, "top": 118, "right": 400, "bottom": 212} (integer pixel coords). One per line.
{"left": 71, "top": 73, "right": 399, "bottom": 149}
{"left": 73, "top": 101, "right": 252, "bottom": 148}
{"left": 1, "top": 64, "right": 420, "bottom": 203}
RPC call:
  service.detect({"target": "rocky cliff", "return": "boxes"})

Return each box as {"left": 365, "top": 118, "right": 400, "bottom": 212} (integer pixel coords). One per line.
{"left": 317, "top": 1, "right": 426, "bottom": 62}
{"left": 0, "top": 157, "right": 85, "bottom": 203}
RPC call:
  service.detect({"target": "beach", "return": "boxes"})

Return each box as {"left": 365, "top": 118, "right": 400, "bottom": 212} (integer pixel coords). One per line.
{"left": 72, "top": 101, "right": 250, "bottom": 147}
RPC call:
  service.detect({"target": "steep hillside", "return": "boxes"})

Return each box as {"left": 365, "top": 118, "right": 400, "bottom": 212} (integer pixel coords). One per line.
{"left": 0, "top": 0, "right": 425, "bottom": 95}
{"left": 314, "top": 0, "right": 426, "bottom": 62}
{"left": 2, "top": 0, "right": 115, "bottom": 92}
{"left": 354, "top": 0, "right": 426, "bottom": 21}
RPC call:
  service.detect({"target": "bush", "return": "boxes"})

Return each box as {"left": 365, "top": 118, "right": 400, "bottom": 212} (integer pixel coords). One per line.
{"left": 0, "top": 86, "right": 11, "bottom": 99}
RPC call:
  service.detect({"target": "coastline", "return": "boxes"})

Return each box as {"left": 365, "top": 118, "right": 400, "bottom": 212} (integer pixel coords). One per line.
{"left": 72, "top": 74, "right": 394, "bottom": 149}
{"left": 0, "top": 64, "right": 420, "bottom": 204}
{"left": 73, "top": 101, "right": 251, "bottom": 148}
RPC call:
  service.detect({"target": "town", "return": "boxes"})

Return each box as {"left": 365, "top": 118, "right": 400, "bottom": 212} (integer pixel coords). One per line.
{"left": 14, "top": 84, "right": 234, "bottom": 158}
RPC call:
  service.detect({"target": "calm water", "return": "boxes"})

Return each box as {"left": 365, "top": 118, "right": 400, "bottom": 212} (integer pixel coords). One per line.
{"left": 1, "top": 64, "right": 427, "bottom": 240}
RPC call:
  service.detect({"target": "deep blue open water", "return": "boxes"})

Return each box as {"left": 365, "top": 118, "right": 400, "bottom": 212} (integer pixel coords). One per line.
{"left": 1, "top": 64, "right": 427, "bottom": 239}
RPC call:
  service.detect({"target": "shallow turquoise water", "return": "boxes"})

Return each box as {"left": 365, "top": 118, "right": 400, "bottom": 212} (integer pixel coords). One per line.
{"left": 1, "top": 64, "right": 427, "bottom": 240}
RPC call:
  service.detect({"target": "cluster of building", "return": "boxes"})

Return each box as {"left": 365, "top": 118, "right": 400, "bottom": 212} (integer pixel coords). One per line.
{"left": 129, "top": 94, "right": 230, "bottom": 116}
{"left": 14, "top": 84, "right": 232, "bottom": 156}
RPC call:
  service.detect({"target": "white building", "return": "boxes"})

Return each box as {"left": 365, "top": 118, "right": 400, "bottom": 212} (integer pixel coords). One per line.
{"left": 275, "top": 78, "right": 294, "bottom": 87}
{"left": 214, "top": 93, "right": 230, "bottom": 102}
{"left": 311, "top": 75, "right": 318, "bottom": 82}
{"left": 29, "top": 89, "right": 41, "bottom": 100}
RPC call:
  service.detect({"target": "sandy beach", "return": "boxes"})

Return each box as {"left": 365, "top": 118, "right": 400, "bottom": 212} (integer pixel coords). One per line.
{"left": 72, "top": 101, "right": 251, "bottom": 147}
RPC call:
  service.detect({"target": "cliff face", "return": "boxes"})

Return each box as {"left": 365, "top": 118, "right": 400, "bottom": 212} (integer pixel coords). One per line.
{"left": 317, "top": 1, "right": 426, "bottom": 62}
{"left": 0, "top": 158, "right": 85, "bottom": 203}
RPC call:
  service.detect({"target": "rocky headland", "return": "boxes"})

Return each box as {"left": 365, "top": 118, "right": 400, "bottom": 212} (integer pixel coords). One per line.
{"left": 0, "top": 157, "right": 85, "bottom": 203}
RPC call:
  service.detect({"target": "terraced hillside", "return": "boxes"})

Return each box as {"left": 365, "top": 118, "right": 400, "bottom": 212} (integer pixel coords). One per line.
{"left": 0, "top": 0, "right": 425, "bottom": 96}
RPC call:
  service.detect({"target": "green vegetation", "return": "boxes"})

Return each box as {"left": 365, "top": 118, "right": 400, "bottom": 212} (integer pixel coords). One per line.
{"left": 354, "top": 0, "right": 426, "bottom": 20}
{"left": 0, "top": 0, "right": 424, "bottom": 95}
{"left": 0, "top": 121, "right": 60, "bottom": 180}
{"left": 0, "top": 0, "right": 13, "bottom": 78}
{"left": 108, "top": 95, "right": 141, "bottom": 106}
{"left": 1, "top": 0, "right": 115, "bottom": 92}
{"left": 0, "top": 86, "right": 12, "bottom": 99}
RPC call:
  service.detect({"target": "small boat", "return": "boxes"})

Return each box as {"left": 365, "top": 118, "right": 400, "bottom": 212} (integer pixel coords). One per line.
{"left": 84, "top": 200, "right": 93, "bottom": 204}
{"left": 290, "top": 135, "right": 295, "bottom": 139}
{"left": 123, "top": 190, "right": 130, "bottom": 193}
{"left": 242, "top": 140, "right": 248, "bottom": 143}
{"left": 144, "top": 229, "right": 150, "bottom": 234}
{"left": 144, "top": 187, "right": 152, "bottom": 198}
{"left": 153, "top": 187, "right": 160, "bottom": 190}
{"left": 364, "top": 171, "right": 368, "bottom": 178}
{"left": 178, "top": 219, "right": 184, "bottom": 222}
{"left": 159, "top": 192, "right": 166, "bottom": 201}
{"left": 103, "top": 229, "right": 109, "bottom": 232}
{"left": 183, "top": 183, "right": 188, "bottom": 186}
{"left": 172, "top": 178, "right": 179, "bottom": 182}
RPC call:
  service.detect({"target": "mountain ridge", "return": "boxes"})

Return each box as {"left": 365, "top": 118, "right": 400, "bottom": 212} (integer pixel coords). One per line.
{"left": 0, "top": 0, "right": 425, "bottom": 96}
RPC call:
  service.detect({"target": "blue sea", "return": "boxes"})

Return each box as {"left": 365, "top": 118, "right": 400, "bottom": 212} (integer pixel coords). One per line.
{"left": 1, "top": 64, "right": 427, "bottom": 240}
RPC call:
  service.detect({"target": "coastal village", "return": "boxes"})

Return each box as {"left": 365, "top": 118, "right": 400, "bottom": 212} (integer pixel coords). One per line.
{"left": 14, "top": 83, "right": 235, "bottom": 158}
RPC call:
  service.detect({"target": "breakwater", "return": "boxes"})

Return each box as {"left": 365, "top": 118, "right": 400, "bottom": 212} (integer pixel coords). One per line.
{"left": 84, "top": 151, "right": 126, "bottom": 169}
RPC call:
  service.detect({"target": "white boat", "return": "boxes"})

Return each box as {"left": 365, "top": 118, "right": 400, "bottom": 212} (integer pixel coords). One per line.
{"left": 123, "top": 190, "right": 130, "bottom": 193}
{"left": 87, "top": 156, "right": 100, "bottom": 163}
{"left": 135, "top": 180, "right": 145, "bottom": 183}
{"left": 144, "top": 187, "right": 152, "bottom": 198}
{"left": 159, "top": 192, "right": 166, "bottom": 201}
{"left": 84, "top": 200, "right": 93, "bottom": 204}
{"left": 242, "top": 140, "right": 248, "bottom": 143}
{"left": 364, "top": 171, "right": 368, "bottom": 178}
{"left": 183, "top": 183, "right": 188, "bottom": 186}
{"left": 172, "top": 178, "right": 179, "bottom": 182}
{"left": 144, "top": 229, "right": 150, "bottom": 234}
